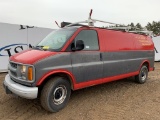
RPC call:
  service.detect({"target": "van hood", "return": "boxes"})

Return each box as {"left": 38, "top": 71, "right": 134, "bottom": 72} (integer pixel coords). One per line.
{"left": 10, "top": 49, "right": 58, "bottom": 64}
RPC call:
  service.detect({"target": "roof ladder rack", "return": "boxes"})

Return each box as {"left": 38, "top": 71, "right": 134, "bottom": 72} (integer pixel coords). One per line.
{"left": 63, "top": 9, "right": 153, "bottom": 36}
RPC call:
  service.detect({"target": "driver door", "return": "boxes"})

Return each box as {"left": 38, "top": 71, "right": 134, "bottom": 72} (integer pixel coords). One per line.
{"left": 70, "top": 30, "right": 103, "bottom": 83}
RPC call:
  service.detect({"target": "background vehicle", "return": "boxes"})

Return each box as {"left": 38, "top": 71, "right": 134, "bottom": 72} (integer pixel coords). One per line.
{"left": 0, "top": 22, "right": 53, "bottom": 72}
{"left": 152, "top": 36, "right": 160, "bottom": 61}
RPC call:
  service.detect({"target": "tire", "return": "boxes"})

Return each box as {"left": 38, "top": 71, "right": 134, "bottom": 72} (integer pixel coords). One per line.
{"left": 135, "top": 65, "right": 148, "bottom": 84}
{"left": 40, "top": 77, "right": 71, "bottom": 112}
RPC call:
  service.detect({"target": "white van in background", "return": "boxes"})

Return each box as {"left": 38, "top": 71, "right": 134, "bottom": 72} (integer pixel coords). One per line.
{"left": 0, "top": 22, "right": 54, "bottom": 72}
{"left": 152, "top": 36, "right": 160, "bottom": 61}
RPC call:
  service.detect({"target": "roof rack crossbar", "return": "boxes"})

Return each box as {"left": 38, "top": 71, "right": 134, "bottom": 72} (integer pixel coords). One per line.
{"left": 129, "top": 31, "right": 153, "bottom": 36}
{"left": 65, "top": 20, "right": 90, "bottom": 27}
{"left": 107, "top": 26, "right": 132, "bottom": 32}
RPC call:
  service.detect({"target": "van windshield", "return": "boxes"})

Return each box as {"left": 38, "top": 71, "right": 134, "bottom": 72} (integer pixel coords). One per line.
{"left": 37, "top": 28, "right": 77, "bottom": 51}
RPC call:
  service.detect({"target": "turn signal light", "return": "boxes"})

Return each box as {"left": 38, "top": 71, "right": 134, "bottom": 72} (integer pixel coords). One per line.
{"left": 28, "top": 67, "right": 33, "bottom": 81}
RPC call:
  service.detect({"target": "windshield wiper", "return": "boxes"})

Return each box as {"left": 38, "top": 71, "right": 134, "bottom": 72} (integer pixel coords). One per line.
{"left": 34, "top": 45, "right": 44, "bottom": 50}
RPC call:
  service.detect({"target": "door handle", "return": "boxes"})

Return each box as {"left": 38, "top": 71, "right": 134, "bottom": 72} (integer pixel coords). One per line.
{"left": 100, "top": 53, "right": 102, "bottom": 61}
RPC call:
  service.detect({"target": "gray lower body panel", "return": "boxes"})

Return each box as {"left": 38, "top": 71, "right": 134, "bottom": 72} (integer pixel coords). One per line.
{"left": 102, "top": 51, "right": 154, "bottom": 77}
{"left": 34, "top": 51, "right": 154, "bottom": 85}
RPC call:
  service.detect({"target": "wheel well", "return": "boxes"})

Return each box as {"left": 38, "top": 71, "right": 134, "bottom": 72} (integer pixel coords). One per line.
{"left": 142, "top": 61, "right": 149, "bottom": 71}
{"left": 38, "top": 73, "right": 74, "bottom": 97}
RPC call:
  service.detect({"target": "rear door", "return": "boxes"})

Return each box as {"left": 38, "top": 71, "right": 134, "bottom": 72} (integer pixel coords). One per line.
{"left": 71, "top": 30, "right": 103, "bottom": 83}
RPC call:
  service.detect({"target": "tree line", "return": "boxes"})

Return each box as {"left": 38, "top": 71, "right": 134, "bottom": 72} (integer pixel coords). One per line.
{"left": 108, "top": 21, "right": 160, "bottom": 36}
{"left": 128, "top": 21, "right": 160, "bottom": 35}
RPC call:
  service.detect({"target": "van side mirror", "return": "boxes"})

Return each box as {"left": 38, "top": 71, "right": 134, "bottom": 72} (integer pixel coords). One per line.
{"left": 71, "top": 40, "right": 84, "bottom": 51}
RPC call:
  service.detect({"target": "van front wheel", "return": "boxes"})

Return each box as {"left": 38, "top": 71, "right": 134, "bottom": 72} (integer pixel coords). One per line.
{"left": 40, "top": 77, "right": 71, "bottom": 112}
{"left": 135, "top": 65, "right": 148, "bottom": 84}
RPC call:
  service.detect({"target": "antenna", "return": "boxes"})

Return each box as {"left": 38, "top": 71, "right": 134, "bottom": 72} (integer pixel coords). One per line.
{"left": 89, "top": 9, "right": 93, "bottom": 18}
{"left": 55, "top": 21, "right": 60, "bottom": 28}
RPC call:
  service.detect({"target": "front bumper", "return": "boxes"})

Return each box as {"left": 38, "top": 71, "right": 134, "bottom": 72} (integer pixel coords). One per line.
{"left": 3, "top": 74, "right": 38, "bottom": 99}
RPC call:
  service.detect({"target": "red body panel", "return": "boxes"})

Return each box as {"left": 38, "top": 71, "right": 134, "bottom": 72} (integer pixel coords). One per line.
{"left": 10, "top": 49, "right": 58, "bottom": 64}
{"left": 97, "top": 29, "right": 154, "bottom": 51}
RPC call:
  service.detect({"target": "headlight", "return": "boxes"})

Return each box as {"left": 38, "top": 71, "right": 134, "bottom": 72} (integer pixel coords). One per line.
{"left": 21, "top": 65, "right": 27, "bottom": 74}
{"left": 20, "top": 65, "right": 34, "bottom": 81}
{"left": 20, "top": 65, "right": 27, "bottom": 80}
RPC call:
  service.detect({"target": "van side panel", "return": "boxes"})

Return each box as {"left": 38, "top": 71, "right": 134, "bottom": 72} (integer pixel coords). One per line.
{"left": 102, "top": 51, "right": 154, "bottom": 77}
{"left": 98, "top": 29, "right": 154, "bottom": 78}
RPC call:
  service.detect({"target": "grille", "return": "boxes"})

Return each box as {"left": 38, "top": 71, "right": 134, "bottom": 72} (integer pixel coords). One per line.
{"left": 10, "top": 71, "right": 17, "bottom": 77}
{"left": 9, "top": 62, "right": 18, "bottom": 78}
{"left": 10, "top": 62, "right": 17, "bottom": 68}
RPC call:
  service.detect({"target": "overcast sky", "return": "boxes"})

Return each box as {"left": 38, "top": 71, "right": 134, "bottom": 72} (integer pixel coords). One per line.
{"left": 0, "top": 0, "right": 160, "bottom": 29}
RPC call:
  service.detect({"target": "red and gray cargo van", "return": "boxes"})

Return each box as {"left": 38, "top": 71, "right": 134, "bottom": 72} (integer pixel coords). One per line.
{"left": 3, "top": 11, "right": 155, "bottom": 112}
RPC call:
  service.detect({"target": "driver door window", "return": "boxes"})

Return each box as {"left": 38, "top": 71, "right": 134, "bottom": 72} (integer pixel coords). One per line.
{"left": 75, "top": 30, "right": 99, "bottom": 50}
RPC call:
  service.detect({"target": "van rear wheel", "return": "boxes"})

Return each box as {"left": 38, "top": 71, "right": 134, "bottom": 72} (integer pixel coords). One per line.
{"left": 135, "top": 65, "right": 148, "bottom": 84}
{"left": 40, "top": 77, "right": 71, "bottom": 112}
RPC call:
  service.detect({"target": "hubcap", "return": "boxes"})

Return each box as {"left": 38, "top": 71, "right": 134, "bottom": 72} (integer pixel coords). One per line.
{"left": 141, "top": 69, "right": 147, "bottom": 81}
{"left": 53, "top": 85, "right": 67, "bottom": 105}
